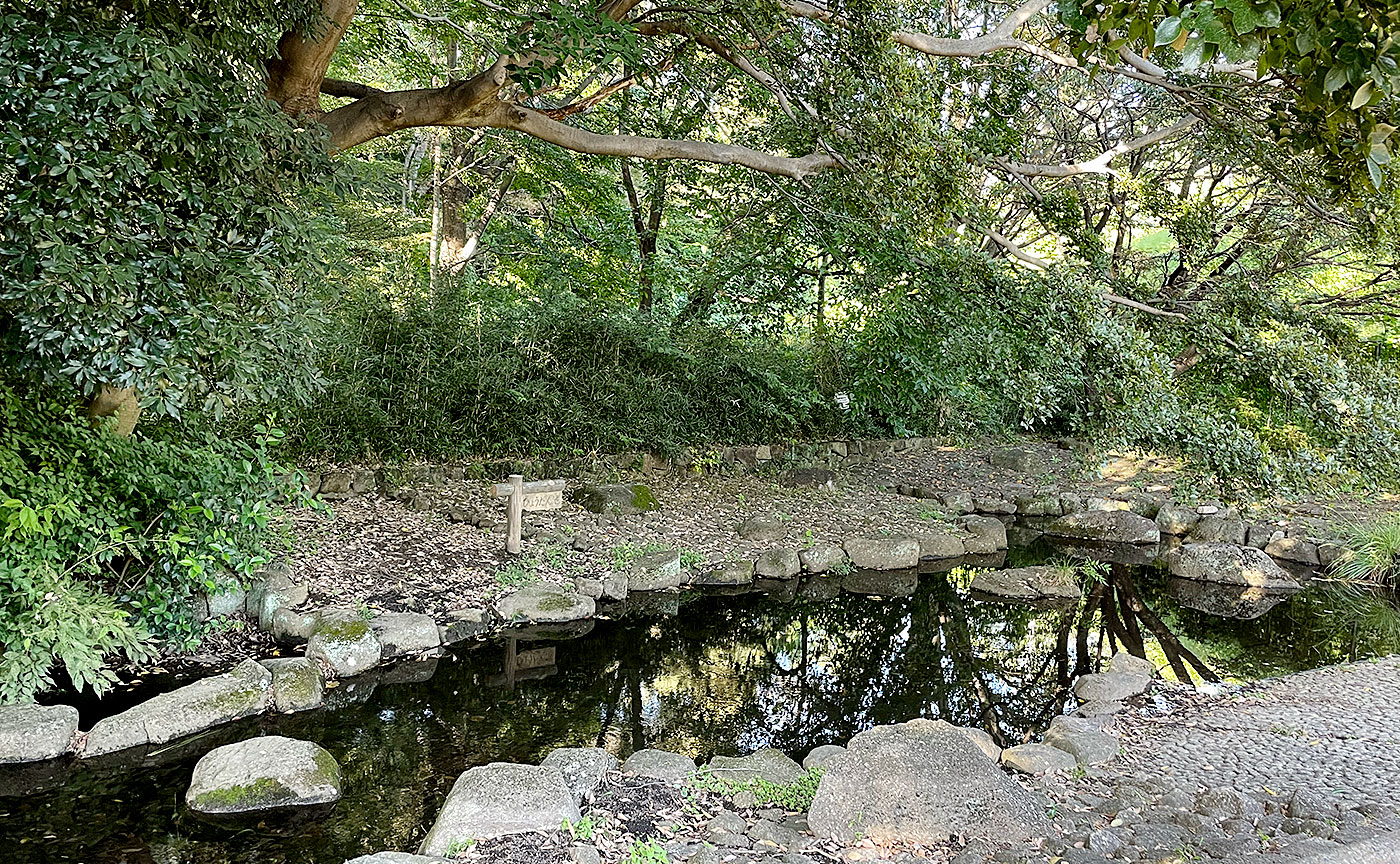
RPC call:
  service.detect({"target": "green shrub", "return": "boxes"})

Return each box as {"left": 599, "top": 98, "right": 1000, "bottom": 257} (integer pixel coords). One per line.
{"left": 1331, "top": 515, "right": 1400, "bottom": 585}
{"left": 0, "top": 379, "right": 306, "bottom": 703}
{"left": 283, "top": 274, "right": 841, "bottom": 458}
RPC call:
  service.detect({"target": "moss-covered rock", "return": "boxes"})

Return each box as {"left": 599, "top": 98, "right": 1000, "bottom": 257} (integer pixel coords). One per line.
{"left": 306, "top": 607, "right": 383, "bottom": 678}
{"left": 494, "top": 585, "right": 595, "bottom": 623}
{"left": 186, "top": 735, "right": 342, "bottom": 816}
{"left": 259, "top": 657, "right": 325, "bottom": 713}
{"left": 570, "top": 483, "right": 659, "bottom": 516}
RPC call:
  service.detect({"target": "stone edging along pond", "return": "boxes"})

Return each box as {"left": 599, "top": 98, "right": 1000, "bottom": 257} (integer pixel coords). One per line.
{"left": 0, "top": 455, "right": 1351, "bottom": 772}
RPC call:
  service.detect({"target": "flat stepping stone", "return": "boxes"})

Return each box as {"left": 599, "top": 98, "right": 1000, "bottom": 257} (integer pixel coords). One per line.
{"left": 186, "top": 735, "right": 341, "bottom": 816}
{"left": 844, "top": 537, "right": 920, "bottom": 571}
{"left": 1045, "top": 510, "right": 1160, "bottom": 544}
{"left": 84, "top": 660, "right": 271, "bottom": 757}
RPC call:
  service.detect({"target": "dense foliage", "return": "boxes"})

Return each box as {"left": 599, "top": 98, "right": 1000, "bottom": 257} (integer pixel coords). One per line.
{"left": 0, "top": 7, "right": 335, "bottom": 418}
{"left": 0, "top": 378, "right": 304, "bottom": 702}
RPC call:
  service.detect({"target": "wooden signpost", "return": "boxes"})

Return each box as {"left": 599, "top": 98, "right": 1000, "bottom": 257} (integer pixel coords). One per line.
{"left": 491, "top": 475, "right": 566, "bottom": 554}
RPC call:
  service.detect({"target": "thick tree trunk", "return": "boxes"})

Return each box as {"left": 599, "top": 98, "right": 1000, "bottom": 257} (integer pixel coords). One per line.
{"left": 86, "top": 385, "right": 141, "bottom": 436}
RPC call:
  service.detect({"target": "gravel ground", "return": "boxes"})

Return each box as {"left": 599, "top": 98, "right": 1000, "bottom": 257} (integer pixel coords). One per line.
{"left": 1116, "top": 657, "right": 1400, "bottom": 810}
{"left": 284, "top": 440, "right": 1400, "bottom": 624}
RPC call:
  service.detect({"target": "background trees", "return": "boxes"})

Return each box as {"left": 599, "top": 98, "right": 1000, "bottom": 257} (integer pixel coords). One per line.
{"left": 1, "top": 0, "right": 1398, "bottom": 700}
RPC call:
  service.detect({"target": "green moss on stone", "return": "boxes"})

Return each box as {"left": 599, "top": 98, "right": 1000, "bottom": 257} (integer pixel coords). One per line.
{"left": 630, "top": 484, "right": 659, "bottom": 511}
{"left": 317, "top": 618, "right": 370, "bottom": 643}
{"left": 536, "top": 592, "right": 576, "bottom": 612}
{"left": 192, "top": 777, "right": 294, "bottom": 812}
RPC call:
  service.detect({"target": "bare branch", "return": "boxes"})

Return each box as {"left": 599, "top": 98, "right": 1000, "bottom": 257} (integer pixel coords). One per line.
{"left": 1103, "top": 293, "right": 1188, "bottom": 319}
{"left": 997, "top": 117, "right": 1200, "bottom": 178}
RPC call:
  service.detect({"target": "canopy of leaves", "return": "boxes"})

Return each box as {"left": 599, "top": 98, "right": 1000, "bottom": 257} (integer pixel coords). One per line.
{"left": 0, "top": 6, "right": 337, "bottom": 418}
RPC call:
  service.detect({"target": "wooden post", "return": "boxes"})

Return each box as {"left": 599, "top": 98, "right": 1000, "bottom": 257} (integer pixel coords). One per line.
{"left": 506, "top": 473, "right": 523, "bottom": 554}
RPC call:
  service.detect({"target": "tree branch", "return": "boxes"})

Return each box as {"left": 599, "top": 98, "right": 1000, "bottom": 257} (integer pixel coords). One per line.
{"left": 320, "top": 77, "right": 383, "bottom": 99}
{"left": 997, "top": 117, "right": 1200, "bottom": 178}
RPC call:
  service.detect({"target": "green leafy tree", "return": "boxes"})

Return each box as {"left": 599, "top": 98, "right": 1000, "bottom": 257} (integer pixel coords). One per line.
{"left": 1, "top": 5, "right": 337, "bottom": 429}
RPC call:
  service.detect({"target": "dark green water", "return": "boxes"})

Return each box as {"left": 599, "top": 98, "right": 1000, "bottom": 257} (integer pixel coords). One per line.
{"left": 2, "top": 543, "right": 1396, "bottom": 864}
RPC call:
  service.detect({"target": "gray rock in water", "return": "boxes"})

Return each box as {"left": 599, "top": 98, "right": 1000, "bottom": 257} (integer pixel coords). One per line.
{"left": 739, "top": 516, "right": 788, "bottom": 542}
{"left": 601, "top": 573, "right": 629, "bottom": 601}
{"left": 255, "top": 570, "right": 310, "bottom": 631}
{"left": 622, "top": 748, "right": 696, "bottom": 781}
{"left": 999, "top": 743, "right": 1076, "bottom": 775}
{"left": 799, "top": 543, "right": 847, "bottom": 574}
{"left": 0, "top": 704, "right": 78, "bottom": 764}
{"left": 571, "top": 483, "right": 659, "bottom": 516}
{"left": 440, "top": 608, "right": 492, "bottom": 644}
{"left": 1072, "top": 653, "right": 1154, "bottom": 703}
{"left": 908, "top": 528, "right": 966, "bottom": 560}
{"left": 844, "top": 537, "right": 920, "bottom": 571}
{"left": 974, "top": 495, "right": 1017, "bottom": 515}
{"left": 574, "top": 578, "right": 604, "bottom": 600}
{"left": 306, "top": 608, "right": 384, "bottom": 678}
{"left": 1106, "top": 651, "right": 1156, "bottom": 679}
{"left": 1187, "top": 516, "right": 1248, "bottom": 545}
{"left": 495, "top": 585, "right": 596, "bottom": 623}
{"left": 970, "top": 566, "right": 1079, "bottom": 603}
{"left": 1046, "top": 511, "right": 1160, "bottom": 545}
{"left": 694, "top": 561, "right": 755, "bottom": 586}
{"left": 419, "top": 763, "right": 578, "bottom": 854}
{"left": 808, "top": 720, "right": 1047, "bottom": 845}
{"left": 708, "top": 748, "right": 805, "bottom": 785}
{"left": 1041, "top": 716, "right": 1118, "bottom": 765}
{"left": 1072, "top": 672, "right": 1150, "bottom": 703}
{"left": 802, "top": 744, "right": 846, "bottom": 771}
{"left": 1155, "top": 503, "right": 1201, "bottom": 536}
{"left": 370, "top": 612, "right": 441, "bottom": 659}
{"left": 628, "top": 549, "right": 684, "bottom": 591}
{"left": 958, "top": 516, "right": 1007, "bottom": 554}
{"left": 541, "top": 747, "right": 618, "bottom": 804}
{"left": 1166, "top": 543, "right": 1300, "bottom": 590}
{"left": 85, "top": 660, "right": 272, "bottom": 757}
{"left": 186, "top": 735, "right": 341, "bottom": 816}
{"left": 755, "top": 548, "right": 801, "bottom": 580}
{"left": 260, "top": 658, "right": 325, "bottom": 713}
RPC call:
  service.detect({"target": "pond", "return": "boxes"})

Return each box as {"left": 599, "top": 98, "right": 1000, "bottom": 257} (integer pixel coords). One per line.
{"left": 3, "top": 537, "right": 1397, "bottom": 863}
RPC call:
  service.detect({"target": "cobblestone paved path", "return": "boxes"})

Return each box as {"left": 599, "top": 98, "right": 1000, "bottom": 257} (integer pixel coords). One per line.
{"left": 1122, "top": 657, "right": 1400, "bottom": 810}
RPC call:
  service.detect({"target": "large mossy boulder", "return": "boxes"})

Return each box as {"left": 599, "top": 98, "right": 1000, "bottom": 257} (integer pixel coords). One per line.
{"left": 808, "top": 720, "right": 1046, "bottom": 844}
{"left": 419, "top": 763, "right": 579, "bottom": 854}
{"left": 541, "top": 747, "right": 618, "bottom": 804}
{"left": 306, "top": 608, "right": 384, "bottom": 678}
{"left": 186, "top": 735, "right": 342, "bottom": 817}
{"left": 84, "top": 659, "right": 272, "bottom": 757}
{"left": 571, "top": 483, "right": 659, "bottom": 516}
{"left": 1045, "top": 510, "right": 1160, "bottom": 545}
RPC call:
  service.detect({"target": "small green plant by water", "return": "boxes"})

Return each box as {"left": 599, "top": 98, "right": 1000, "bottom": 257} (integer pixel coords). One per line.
{"left": 689, "top": 767, "right": 824, "bottom": 811}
